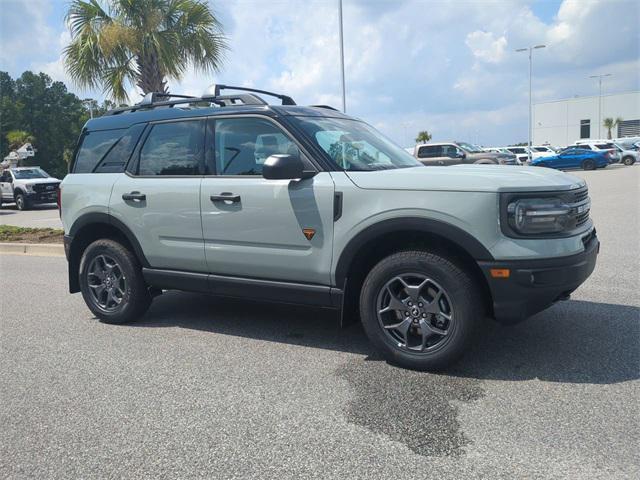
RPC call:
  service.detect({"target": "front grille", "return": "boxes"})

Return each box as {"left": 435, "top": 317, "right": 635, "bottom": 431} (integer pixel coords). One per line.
{"left": 568, "top": 186, "right": 590, "bottom": 227}
{"left": 572, "top": 186, "right": 589, "bottom": 203}
{"left": 33, "top": 183, "right": 60, "bottom": 193}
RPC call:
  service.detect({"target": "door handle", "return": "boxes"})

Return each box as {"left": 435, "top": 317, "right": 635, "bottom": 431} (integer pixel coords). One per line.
{"left": 122, "top": 191, "right": 146, "bottom": 201}
{"left": 210, "top": 192, "right": 241, "bottom": 203}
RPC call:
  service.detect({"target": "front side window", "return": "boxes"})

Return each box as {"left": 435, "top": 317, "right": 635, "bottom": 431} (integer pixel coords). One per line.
{"left": 441, "top": 145, "right": 460, "bottom": 157}
{"left": 213, "top": 118, "right": 300, "bottom": 176}
{"left": 138, "top": 121, "right": 204, "bottom": 176}
{"left": 294, "top": 117, "right": 420, "bottom": 171}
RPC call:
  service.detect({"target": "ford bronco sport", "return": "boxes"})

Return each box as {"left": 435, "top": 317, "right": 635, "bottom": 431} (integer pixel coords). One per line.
{"left": 61, "top": 85, "right": 599, "bottom": 371}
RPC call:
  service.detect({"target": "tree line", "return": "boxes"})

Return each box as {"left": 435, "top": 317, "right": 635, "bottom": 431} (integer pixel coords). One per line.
{"left": 0, "top": 71, "right": 114, "bottom": 178}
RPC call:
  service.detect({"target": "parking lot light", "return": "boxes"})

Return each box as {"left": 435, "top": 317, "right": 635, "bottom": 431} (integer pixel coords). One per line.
{"left": 516, "top": 44, "right": 546, "bottom": 162}
{"left": 589, "top": 74, "right": 613, "bottom": 138}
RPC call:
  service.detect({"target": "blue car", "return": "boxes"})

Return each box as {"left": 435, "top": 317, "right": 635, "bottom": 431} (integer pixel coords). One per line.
{"left": 530, "top": 147, "right": 609, "bottom": 170}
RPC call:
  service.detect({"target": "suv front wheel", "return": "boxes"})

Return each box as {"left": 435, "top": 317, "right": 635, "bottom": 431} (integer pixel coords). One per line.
{"left": 79, "top": 239, "right": 151, "bottom": 324}
{"left": 359, "top": 250, "right": 482, "bottom": 371}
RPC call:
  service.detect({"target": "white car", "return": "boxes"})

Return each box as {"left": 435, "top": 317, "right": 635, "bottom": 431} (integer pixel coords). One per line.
{"left": 530, "top": 145, "right": 556, "bottom": 158}
{"left": 0, "top": 167, "right": 61, "bottom": 210}
{"left": 614, "top": 143, "right": 638, "bottom": 166}
{"left": 572, "top": 140, "right": 620, "bottom": 163}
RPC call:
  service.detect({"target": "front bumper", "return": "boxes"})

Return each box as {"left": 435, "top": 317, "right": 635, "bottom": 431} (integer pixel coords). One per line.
{"left": 479, "top": 232, "right": 599, "bottom": 324}
{"left": 25, "top": 191, "right": 58, "bottom": 204}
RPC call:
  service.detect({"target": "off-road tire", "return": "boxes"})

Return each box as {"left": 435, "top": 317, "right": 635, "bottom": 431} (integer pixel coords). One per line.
{"left": 359, "top": 250, "right": 483, "bottom": 371}
{"left": 79, "top": 239, "right": 151, "bottom": 324}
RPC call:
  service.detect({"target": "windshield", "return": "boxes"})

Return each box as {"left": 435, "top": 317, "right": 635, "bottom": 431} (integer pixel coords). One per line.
{"left": 294, "top": 117, "right": 421, "bottom": 171}
{"left": 456, "top": 142, "right": 484, "bottom": 153}
{"left": 12, "top": 168, "right": 49, "bottom": 179}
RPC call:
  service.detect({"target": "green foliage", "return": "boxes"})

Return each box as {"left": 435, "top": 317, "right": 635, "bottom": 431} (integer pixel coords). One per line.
{"left": 63, "top": 0, "right": 228, "bottom": 102}
{"left": 0, "top": 71, "right": 94, "bottom": 178}
{"left": 6, "top": 130, "right": 35, "bottom": 150}
{"left": 0, "top": 225, "right": 64, "bottom": 243}
{"left": 602, "top": 117, "right": 623, "bottom": 139}
{"left": 415, "top": 131, "right": 432, "bottom": 144}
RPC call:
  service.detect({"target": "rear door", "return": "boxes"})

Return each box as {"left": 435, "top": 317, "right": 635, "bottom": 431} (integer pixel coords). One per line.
{"left": 200, "top": 115, "right": 335, "bottom": 285}
{"left": 416, "top": 145, "right": 444, "bottom": 165}
{"left": 109, "top": 119, "right": 207, "bottom": 272}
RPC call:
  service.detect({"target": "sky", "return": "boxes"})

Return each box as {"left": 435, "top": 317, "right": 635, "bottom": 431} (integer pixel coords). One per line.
{"left": 1, "top": 0, "right": 639, "bottom": 146}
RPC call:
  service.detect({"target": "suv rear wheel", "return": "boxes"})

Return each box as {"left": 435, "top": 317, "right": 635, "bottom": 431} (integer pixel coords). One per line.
{"left": 79, "top": 239, "right": 151, "bottom": 324}
{"left": 359, "top": 250, "right": 482, "bottom": 371}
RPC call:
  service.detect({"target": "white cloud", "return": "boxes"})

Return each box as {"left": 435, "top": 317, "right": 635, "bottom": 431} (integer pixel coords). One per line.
{"left": 465, "top": 31, "right": 508, "bottom": 64}
{"left": 1, "top": 0, "right": 638, "bottom": 146}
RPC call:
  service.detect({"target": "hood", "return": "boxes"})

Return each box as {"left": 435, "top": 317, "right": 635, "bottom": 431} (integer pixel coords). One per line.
{"left": 18, "top": 177, "right": 60, "bottom": 184}
{"left": 345, "top": 165, "right": 585, "bottom": 193}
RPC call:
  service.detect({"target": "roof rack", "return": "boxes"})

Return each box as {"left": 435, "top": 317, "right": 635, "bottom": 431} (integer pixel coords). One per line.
{"left": 103, "top": 84, "right": 296, "bottom": 116}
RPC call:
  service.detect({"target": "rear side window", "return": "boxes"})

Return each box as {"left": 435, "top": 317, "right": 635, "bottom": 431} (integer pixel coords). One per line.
{"left": 576, "top": 144, "right": 592, "bottom": 150}
{"left": 417, "top": 145, "right": 441, "bottom": 158}
{"left": 73, "top": 129, "right": 125, "bottom": 173}
{"left": 138, "top": 120, "right": 205, "bottom": 176}
{"left": 594, "top": 143, "right": 614, "bottom": 149}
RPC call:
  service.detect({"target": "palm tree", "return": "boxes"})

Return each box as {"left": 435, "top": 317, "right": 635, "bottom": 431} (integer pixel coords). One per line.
{"left": 64, "top": 0, "right": 227, "bottom": 103}
{"left": 603, "top": 117, "right": 623, "bottom": 139}
{"left": 6, "top": 130, "right": 34, "bottom": 151}
{"left": 415, "top": 130, "right": 432, "bottom": 144}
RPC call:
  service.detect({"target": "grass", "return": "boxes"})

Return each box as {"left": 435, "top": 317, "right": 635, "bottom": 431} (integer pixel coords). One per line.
{"left": 0, "top": 225, "right": 64, "bottom": 244}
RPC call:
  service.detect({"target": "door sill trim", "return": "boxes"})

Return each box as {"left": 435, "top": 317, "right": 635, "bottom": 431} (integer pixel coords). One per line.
{"left": 142, "top": 268, "right": 342, "bottom": 308}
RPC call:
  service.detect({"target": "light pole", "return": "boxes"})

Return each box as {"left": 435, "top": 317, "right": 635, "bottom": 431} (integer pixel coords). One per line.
{"left": 589, "top": 73, "right": 612, "bottom": 138}
{"left": 516, "top": 44, "right": 545, "bottom": 162}
{"left": 338, "top": 0, "right": 346, "bottom": 113}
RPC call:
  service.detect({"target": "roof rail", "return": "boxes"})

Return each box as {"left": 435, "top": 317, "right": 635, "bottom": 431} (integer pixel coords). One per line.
{"left": 103, "top": 85, "right": 296, "bottom": 116}
{"left": 207, "top": 84, "right": 296, "bottom": 106}
{"left": 310, "top": 104, "right": 339, "bottom": 111}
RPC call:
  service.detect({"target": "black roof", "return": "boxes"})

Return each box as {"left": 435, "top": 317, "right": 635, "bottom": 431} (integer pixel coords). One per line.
{"left": 85, "top": 104, "right": 350, "bottom": 131}
{"left": 84, "top": 85, "right": 351, "bottom": 131}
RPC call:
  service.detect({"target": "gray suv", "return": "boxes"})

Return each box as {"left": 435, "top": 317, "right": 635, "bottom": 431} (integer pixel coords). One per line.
{"left": 60, "top": 85, "right": 599, "bottom": 371}
{"left": 414, "top": 141, "right": 517, "bottom": 166}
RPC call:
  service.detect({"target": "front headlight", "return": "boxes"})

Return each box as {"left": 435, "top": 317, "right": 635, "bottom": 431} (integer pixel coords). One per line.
{"left": 506, "top": 197, "right": 574, "bottom": 235}
{"left": 24, "top": 183, "right": 35, "bottom": 192}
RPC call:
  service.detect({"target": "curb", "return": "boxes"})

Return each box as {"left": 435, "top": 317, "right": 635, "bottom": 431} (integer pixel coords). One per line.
{"left": 0, "top": 242, "right": 65, "bottom": 257}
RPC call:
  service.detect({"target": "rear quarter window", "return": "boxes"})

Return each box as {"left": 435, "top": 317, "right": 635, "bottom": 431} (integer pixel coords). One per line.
{"left": 72, "top": 125, "right": 144, "bottom": 173}
{"left": 73, "top": 129, "right": 125, "bottom": 173}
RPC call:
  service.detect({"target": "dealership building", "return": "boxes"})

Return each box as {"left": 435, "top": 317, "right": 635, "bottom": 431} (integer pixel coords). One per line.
{"left": 532, "top": 91, "right": 640, "bottom": 147}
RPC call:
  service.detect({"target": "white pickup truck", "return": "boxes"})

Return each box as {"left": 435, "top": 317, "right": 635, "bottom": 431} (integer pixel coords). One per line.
{"left": 0, "top": 167, "right": 61, "bottom": 210}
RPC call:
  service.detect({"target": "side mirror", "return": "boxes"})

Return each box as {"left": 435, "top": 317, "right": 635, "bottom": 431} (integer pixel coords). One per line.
{"left": 455, "top": 151, "right": 466, "bottom": 159}
{"left": 262, "top": 154, "right": 315, "bottom": 180}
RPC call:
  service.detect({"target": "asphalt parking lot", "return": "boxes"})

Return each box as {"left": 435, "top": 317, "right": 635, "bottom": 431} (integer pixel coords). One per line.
{"left": 1, "top": 165, "right": 638, "bottom": 479}
{"left": 0, "top": 203, "right": 62, "bottom": 229}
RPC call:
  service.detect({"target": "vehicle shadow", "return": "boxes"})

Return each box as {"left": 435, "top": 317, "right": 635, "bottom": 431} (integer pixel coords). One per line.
{"left": 133, "top": 292, "right": 639, "bottom": 385}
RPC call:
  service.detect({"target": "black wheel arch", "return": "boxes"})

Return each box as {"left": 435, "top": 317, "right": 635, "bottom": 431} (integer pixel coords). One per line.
{"left": 67, "top": 212, "right": 149, "bottom": 293}
{"left": 335, "top": 217, "right": 495, "bottom": 326}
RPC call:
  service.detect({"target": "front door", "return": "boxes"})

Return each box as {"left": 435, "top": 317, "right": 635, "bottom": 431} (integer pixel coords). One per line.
{"left": 0, "top": 171, "right": 13, "bottom": 201}
{"left": 200, "top": 116, "right": 335, "bottom": 285}
{"left": 109, "top": 119, "right": 207, "bottom": 272}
